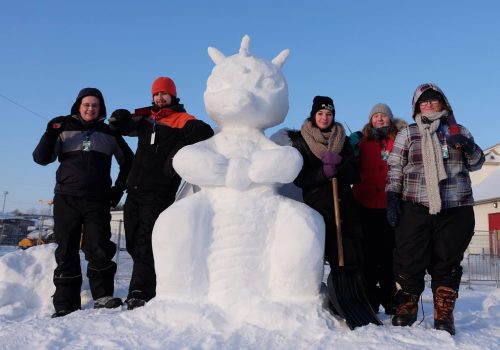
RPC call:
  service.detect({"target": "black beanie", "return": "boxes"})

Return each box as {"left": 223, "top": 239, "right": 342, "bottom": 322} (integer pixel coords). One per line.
{"left": 310, "top": 96, "right": 335, "bottom": 118}
{"left": 70, "top": 87, "right": 107, "bottom": 118}
{"left": 417, "top": 89, "right": 442, "bottom": 104}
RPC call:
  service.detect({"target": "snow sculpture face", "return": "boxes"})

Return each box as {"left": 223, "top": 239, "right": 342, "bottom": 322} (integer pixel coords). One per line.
{"left": 204, "top": 35, "right": 290, "bottom": 130}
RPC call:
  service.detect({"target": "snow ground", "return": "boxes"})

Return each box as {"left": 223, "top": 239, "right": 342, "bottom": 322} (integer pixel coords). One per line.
{"left": 0, "top": 245, "right": 499, "bottom": 350}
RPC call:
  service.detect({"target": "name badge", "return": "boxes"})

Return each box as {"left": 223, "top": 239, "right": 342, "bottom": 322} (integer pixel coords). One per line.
{"left": 381, "top": 149, "right": 389, "bottom": 161}
{"left": 150, "top": 132, "right": 156, "bottom": 145}
{"left": 82, "top": 140, "right": 92, "bottom": 152}
{"left": 441, "top": 144, "right": 449, "bottom": 159}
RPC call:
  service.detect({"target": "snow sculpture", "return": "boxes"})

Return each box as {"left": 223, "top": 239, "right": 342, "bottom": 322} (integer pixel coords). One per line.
{"left": 152, "top": 35, "right": 325, "bottom": 305}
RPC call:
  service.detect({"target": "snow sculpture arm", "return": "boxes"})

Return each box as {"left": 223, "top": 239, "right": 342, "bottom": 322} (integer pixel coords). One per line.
{"left": 249, "top": 146, "right": 303, "bottom": 184}
{"left": 226, "top": 157, "right": 252, "bottom": 190}
{"left": 173, "top": 142, "right": 228, "bottom": 186}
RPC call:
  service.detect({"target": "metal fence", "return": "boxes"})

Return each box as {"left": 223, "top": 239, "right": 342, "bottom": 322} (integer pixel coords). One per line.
{"left": 3, "top": 218, "right": 500, "bottom": 288}
{"left": 461, "top": 230, "right": 499, "bottom": 288}
{"left": 0, "top": 217, "right": 37, "bottom": 245}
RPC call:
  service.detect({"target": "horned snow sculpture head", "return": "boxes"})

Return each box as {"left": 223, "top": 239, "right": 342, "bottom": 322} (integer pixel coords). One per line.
{"left": 204, "top": 35, "right": 290, "bottom": 130}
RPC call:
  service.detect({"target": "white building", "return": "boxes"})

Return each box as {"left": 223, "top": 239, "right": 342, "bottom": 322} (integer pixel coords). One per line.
{"left": 471, "top": 143, "right": 500, "bottom": 254}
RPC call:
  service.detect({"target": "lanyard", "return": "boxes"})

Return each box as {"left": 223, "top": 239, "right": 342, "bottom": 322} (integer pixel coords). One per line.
{"left": 380, "top": 138, "right": 389, "bottom": 161}
{"left": 150, "top": 117, "right": 157, "bottom": 145}
{"left": 82, "top": 128, "right": 95, "bottom": 152}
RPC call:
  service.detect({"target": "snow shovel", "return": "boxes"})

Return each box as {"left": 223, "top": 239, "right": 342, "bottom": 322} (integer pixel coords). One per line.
{"left": 326, "top": 177, "right": 383, "bottom": 329}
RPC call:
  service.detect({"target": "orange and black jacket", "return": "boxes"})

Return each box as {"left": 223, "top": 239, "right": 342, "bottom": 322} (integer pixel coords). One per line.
{"left": 120, "top": 104, "right": 214, "bottom": 195}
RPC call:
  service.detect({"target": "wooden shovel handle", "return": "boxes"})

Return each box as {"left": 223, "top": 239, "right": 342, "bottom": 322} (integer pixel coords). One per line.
{"left": 332, "top": 178, "right": 344, "bottom": 267}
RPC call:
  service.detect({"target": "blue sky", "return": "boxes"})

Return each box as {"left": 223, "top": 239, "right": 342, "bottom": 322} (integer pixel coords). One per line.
{"left": 1, "top": 0, "right": 499, "bottom": 213}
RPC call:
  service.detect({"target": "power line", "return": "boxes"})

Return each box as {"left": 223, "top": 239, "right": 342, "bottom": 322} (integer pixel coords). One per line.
{"left": 0, "top": 93, "right": 48, "bottom": 121}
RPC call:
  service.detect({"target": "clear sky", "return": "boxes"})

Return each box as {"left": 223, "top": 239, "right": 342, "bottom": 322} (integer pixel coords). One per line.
{"left": 1, "top": 0, "right": 499, "bottom": 213}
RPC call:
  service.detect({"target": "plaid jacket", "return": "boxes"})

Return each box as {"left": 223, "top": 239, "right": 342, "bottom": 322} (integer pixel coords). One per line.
{"left": 386, "top": 123, "right": 484, "bottom": 209}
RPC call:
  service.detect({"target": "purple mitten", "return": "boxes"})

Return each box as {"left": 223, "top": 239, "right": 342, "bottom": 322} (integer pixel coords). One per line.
{"left": 321, "top": 151, "right": 341, "bottom": 178}
{"left": 323, "top": 163, "right": 337, "bottom": 177}
{"left": 321, "top": 151, "right": 342, "bottom": 165}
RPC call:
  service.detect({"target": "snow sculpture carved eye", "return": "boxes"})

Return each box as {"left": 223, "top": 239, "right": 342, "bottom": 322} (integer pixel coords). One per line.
{"left": 260, "top": 76, "right": 282, "bottom": 90}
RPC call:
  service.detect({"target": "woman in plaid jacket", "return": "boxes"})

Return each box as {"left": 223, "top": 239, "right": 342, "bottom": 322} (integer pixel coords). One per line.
{"left": 385, "top": 83, "right": 485, "bottom": 335}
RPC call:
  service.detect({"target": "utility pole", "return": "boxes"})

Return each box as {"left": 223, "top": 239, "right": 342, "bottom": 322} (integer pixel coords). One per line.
{"left": 2, "top": 191, "right": 8, "bottom": 214}
{"left": 1, "top": 191, "right": 7, "bottom": 241}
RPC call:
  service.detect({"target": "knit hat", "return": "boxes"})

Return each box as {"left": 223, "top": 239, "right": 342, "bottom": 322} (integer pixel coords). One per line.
{"left": 70, "top": 87, "right": 107, "bottom": 118}
{"left": 411, "top": 83, "right": 452, "bottom": 119}
{"left": 369, "top": 103, "right": 393, "bottom": 121}
{"left": 310, "top": 96, "right": 335, "bottom": 118}
{"left": 151, "top": 77, "right": 177, "bottom": 97}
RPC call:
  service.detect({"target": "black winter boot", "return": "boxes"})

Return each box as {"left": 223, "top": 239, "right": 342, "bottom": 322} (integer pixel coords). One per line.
{"left": 125, "top": 298, "right": 146, "bottom": 310}
{"left": 125, "top": 290, "right": 147, "bottom": 310}
{"left": 382, "top": 300, "right": 397, "bottom": 315}
{"left": 51, "top": 309, "right": 78, "bottom": 318}
{"left": 94, "top": 296, "right": 123, "bottom": 309}
{"left": 392, "top": 290, "right": 419, "bottom": 327}
{"left": 433, "top": 286, "right": 457, "bottom": 335}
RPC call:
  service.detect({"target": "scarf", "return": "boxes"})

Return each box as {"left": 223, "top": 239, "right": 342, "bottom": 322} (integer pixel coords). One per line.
{"left": 300, "top": 120, "right": 346, "bottom": 159}
{"left": 372, "top": 126, "right": 391, "bottom": 139}
{"left": 415, "top": 110, "right": 448, "bottom": 214}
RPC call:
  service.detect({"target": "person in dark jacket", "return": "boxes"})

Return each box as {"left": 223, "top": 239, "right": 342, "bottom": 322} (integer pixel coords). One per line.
{"left": 109, "top": 76, "right": 214, "bottom": 310}
{"left": 386, "top": 83, "right": 485, "bottom": 335}
{"left": 33, "top": 87, "right": 134, "bottom": 318}
{"left": 287, "top": 95, "right": 363, "bottom": 271}
{"left": 352, "top": 103, "right": 406, "bottom": 315}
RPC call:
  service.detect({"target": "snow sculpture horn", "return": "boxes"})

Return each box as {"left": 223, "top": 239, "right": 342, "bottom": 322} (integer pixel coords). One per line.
{"left": 208, "top": 34, "right": 289, "bottom": 70}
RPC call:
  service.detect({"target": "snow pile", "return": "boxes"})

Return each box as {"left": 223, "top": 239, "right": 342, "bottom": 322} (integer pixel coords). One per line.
{"left": 0, "top": 244, "right": 56, "bottom": 320}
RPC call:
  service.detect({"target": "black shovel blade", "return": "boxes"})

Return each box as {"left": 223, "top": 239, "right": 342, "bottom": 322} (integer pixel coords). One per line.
{"left": 327, "top": 269, "right": 383, "bottom": 330}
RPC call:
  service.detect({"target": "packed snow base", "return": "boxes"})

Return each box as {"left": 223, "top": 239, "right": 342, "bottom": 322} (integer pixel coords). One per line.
{"left": 0, "top": 245, "right": 499, "bottom": 349}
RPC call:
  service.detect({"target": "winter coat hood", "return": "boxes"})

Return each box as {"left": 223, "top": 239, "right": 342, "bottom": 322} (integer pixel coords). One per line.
{"left": 70, "top": 87, "right": 107, "bottom": 119}
{"left": 411, "top": 83, "right": 453, "bottom": 119}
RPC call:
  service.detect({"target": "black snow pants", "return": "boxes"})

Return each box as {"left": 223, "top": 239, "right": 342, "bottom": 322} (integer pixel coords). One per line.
{"left": 359, "top": 205, "right": 395, "bottom": 312}
{"left": 124, "top": 191, "right": 175, "bottom": 301}
{"left": 52, "top": 194, "right": 117, "bottom": 312}
{"left": 393, "top": 202, "right": 474, "bottom": 296}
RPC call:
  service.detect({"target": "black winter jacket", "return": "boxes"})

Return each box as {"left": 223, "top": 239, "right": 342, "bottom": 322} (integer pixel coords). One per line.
{"left": 288, "top": 130, "right": 363, "bottom": 266}
{"left": 122, "top": 111, "right": 214, "bottom": 195}
{"left": 33, "top": 115, "right": 134, "bottom": 198}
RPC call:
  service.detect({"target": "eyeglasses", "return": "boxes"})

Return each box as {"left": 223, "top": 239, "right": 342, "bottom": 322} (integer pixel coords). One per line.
{"left": 81, "top": 103, "right": 99, "bottom": 110}
{"left": 419, "top": 99, "right": 441, "bottom": 106}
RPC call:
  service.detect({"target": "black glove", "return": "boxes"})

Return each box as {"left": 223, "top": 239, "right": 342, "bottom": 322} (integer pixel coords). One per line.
{"left": 446, "top": 134, "right": 475, "bottom": 154}
{"left": 386, "top": 191, "right": 402, "bottom": 227}
{"left": 109, "top": 109, "right": 132, "bottom": 131}
{"left": 108, "top": 186, "right": 124, "bottom": 208}
{"left": 46, "top": 116, "right": 68, "bottom": 137}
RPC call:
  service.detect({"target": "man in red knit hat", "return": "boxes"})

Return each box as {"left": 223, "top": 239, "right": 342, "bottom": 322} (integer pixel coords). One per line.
{"left": 109, "top": 76, "right": 214, "bottom": 310}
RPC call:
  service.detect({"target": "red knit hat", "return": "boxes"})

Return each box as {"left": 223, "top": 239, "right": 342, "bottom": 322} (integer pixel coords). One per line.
{"left": 151, "top": 77, "right": 177, "bottom": 97}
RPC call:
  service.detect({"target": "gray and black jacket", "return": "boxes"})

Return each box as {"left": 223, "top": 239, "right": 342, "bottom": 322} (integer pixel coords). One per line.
{"left": 33, "top": 115, "right": 134, "bottom": 198}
